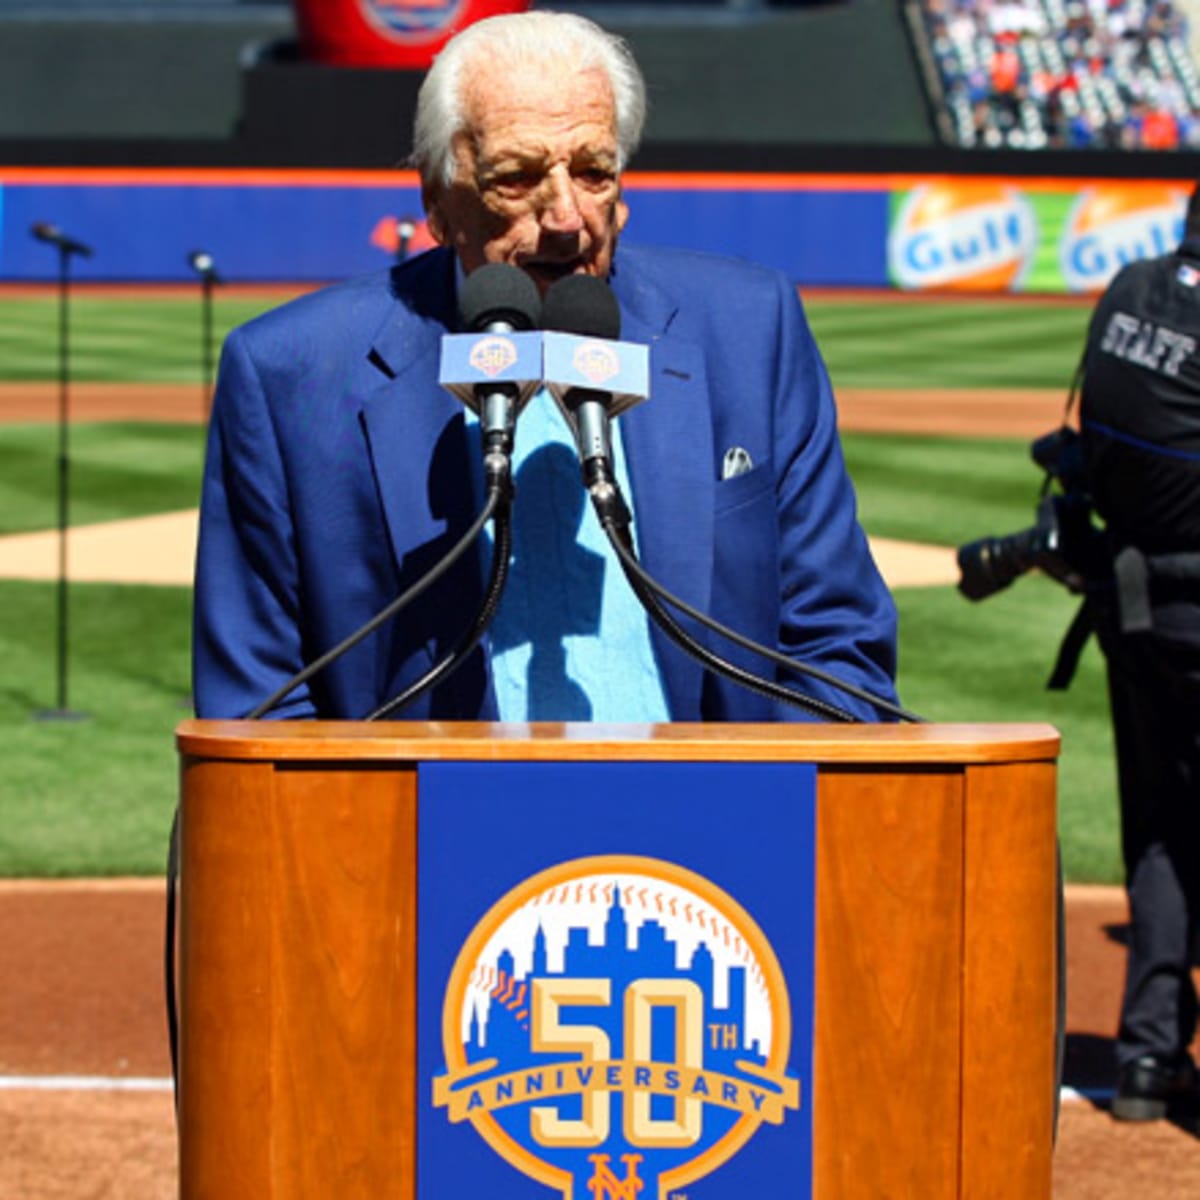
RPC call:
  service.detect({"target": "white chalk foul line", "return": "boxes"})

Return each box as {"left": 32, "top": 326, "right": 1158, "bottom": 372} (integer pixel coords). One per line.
{"left": 1060, "top": 1085, "right": 1116, "bottom": 1105}
{"left": 0, "top": 1075, "right": 173, "bottom": 1092}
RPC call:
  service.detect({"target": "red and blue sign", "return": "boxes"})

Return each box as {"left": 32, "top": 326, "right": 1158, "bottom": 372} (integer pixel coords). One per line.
{"left": 292, "top": 0, "right": 529, "bottom": 68}
{"left": 359, "top": 0, "right": 464, "bottom": 39}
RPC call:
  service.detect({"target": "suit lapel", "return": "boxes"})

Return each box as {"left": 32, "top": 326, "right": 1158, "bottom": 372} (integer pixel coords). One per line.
{"left": 614, "top": 260, "right": 714, "bottom": 718}
{"left": 360, "top": 251, "right": 478, "bottom": 576}
{"left": 358, "top": 253, "right": 497, "bottom": 717}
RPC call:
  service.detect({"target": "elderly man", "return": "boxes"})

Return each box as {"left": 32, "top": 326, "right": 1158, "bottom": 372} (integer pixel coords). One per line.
{"left": 192, "top": 11, "right": 898, "bottom": 723}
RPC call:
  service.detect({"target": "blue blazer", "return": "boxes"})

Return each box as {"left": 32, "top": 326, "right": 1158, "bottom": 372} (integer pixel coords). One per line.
{"left": 193, "top": 243, "right": 898, "bottom": 722}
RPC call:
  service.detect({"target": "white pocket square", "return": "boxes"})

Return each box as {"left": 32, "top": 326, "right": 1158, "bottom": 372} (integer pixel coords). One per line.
{"left": 721, "top": 446, "right": 753, "bottom": 480}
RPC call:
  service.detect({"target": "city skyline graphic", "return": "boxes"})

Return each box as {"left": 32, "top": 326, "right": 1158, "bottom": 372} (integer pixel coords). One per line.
{"left": 434, "top": 858, "right": 801, "bottom": 1200}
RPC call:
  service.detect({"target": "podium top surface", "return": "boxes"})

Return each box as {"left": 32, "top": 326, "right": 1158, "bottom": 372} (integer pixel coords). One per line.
{"left": 176, "top": 720, "right": 1059, "bottom": 765}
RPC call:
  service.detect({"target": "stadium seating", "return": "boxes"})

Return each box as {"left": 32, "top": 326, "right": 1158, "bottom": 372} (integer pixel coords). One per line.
{"left": 912, "top": 0, "right": 1200, "bottom": 149}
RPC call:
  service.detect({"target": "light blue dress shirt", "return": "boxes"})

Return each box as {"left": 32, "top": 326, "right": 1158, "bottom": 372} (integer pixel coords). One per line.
{"left": 469, "top": 387, "right": 670, "bottom": 722}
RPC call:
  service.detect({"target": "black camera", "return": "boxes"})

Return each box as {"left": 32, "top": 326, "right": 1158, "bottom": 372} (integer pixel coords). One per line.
{"left": 957, "top": 427, "right": 1103, "bottom": 602}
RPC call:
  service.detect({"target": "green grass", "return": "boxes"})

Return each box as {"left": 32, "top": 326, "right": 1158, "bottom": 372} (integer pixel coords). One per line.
{"left": 0, "top": 578, "right": 189, "bottom": 876}
{"left": 0, "top": 290, "right": 1124, "bottom": 881}
{"left": 843, "top": 431, "right": 1050, "bottom": 548}
{"left": 0, "top": 294, "right": 288, "bottom": 381}
{"left": 0, "top": 422, "right": 207, "bottom": 534}
{"left": 805, "top": 295, "right": 1091, "bottom": 389}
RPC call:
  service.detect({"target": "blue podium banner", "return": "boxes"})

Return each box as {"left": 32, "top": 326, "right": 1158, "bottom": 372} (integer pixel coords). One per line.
{"left": 418, "top": 759, "right": 816, "bottom": 1199}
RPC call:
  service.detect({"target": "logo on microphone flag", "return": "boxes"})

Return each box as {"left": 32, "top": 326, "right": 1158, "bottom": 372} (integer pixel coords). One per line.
{"left": 438, "top": 330, "right": 543, "bottom": 413}
{"left": 542, "top": 332, "right": 650, "bottom": 419}
{"left": 469, "top": 335, "right": 519, "bottom": 378}
{"left": 571, "top": 340, "right": 621, "bottom": 386}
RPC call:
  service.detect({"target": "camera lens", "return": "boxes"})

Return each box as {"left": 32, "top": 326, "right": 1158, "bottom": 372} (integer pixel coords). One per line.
{"left": 956, "top": 526, "right": 1042, "bottom": 601}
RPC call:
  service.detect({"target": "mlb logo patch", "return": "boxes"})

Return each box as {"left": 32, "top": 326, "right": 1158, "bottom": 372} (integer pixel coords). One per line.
{"left": 1177, "top": 263, "right": 1200, "bottom": 287}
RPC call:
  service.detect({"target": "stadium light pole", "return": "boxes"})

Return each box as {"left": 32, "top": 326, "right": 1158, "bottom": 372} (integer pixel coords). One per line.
{"left": 30, "top": 222, "right": 92, "bottom": 722}
{"left": 187, "top": 250, "right": 221, "bottom": 422}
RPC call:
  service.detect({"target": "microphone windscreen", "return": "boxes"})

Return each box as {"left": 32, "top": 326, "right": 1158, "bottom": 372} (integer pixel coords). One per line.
{"left": 459, "top": 263, "right": 541, "bottom": 332}
{"left": 542, "top": 275, "right": 621, "bottom": 340}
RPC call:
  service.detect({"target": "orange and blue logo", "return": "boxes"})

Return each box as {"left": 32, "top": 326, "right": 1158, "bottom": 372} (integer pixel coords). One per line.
{"left": 432, "top": 855, "right": 801, "bottom": 1199}
{"left": 888, "top": 181, "right": 1037, "bottom": 291}
{"left": 1060, "top": 185, "right": 1189, "bottom": 293}
{"left": 468, "top": 334, "right": 518, "bottom": 378}
{"left": 358, "top": 0, "right": 462, "bottom": 38}
{"left": 572, "top": 340, "right": 621, "bottom": 387}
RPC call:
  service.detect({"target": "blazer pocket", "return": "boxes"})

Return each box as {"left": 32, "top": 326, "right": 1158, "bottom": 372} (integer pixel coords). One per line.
{"left": 714, "top": 462, "right": 772, "bottom": 516}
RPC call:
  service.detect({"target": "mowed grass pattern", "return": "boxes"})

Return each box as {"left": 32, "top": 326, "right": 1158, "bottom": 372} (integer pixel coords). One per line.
{"left": 805, "top": 293, "right": 1093, "bottom": 389}
{"left": 0, "top": 294, "right": 285, "bottom": 382}
{"left": 0, "top": 422, "right": 207, "bottom": 535}
{"left": 0, "top": 287, "right": 1122, "bottom": 879}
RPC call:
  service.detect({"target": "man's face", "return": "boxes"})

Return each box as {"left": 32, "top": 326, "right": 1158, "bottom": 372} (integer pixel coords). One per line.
{"left": 425, "top": 59, "right": 629, "bottom": 297}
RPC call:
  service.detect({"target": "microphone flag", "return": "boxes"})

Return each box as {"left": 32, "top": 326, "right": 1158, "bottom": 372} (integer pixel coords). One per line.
{"left": 438, "top": 331, "right": 543, "bottom": 416}
{"left": 542, "top": 331, "right": 650, "bottom": 420}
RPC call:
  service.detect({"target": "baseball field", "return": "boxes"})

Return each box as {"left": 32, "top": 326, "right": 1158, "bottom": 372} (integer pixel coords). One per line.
{"left": 0, "top": 284, "right": 1196, "bottom": 1194}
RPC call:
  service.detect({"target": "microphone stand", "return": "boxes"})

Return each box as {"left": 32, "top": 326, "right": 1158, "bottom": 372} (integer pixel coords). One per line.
{"left": 35, "top": 229, "right": 91, "bottom": 722}
{"left": 187, "top": 250, "right": 220, "bottom": 423}
{"left": 395, "top": 217, "right": 416, "bottom": 265}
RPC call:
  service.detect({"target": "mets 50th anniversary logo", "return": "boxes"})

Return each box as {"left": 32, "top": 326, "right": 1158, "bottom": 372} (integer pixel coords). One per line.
{"left": 432, "top": 855, "right": 801, "bottom": 1198}
{"left": 468, "top": 334, "right": 518, "bottom": 378}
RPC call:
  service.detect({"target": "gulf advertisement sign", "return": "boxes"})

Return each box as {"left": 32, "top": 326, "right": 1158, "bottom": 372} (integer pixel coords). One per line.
{"left": 888, "top": 179, "right": 1192, "bottom": 294}
{"left": 888, "top": 181, "right": 1038, "bottom": 291}
{"left": 1058, "top": 184, "right": 1190, "bottom": 292}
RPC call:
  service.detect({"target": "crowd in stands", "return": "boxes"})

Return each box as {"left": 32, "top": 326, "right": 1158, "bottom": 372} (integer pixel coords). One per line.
{"left": 917, "top": 0, "right": 1200, "bottom": 148}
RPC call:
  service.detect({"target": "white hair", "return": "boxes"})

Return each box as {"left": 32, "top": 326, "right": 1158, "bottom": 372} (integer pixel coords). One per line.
{"left": 412, "top": 11, "right": 647, "bottom": 189}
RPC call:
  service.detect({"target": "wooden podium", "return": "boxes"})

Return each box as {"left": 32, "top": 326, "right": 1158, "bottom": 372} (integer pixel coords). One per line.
{"left": 175, "top": 720, "right": 1059, "bottom": 1199}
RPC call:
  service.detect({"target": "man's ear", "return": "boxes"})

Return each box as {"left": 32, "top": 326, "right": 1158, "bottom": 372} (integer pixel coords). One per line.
{"left": 615, "top": 195, "right": 629, "bottom": 235}
{"left": 423, "top": 186, "right": 449, "bottom": 246}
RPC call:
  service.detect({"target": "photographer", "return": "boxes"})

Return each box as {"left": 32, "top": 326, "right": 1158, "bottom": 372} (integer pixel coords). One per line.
{"left": 1078, "top": 184, "right": 1200, "bottom": 1123}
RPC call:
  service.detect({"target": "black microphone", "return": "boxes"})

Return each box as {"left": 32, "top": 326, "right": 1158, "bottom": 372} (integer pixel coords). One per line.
{"left": 459, "top": 261, "right": 541, "bottom": 335}
{"left": 540, "top": 274, "right": 638, "bottom": 527}
{"left": 31, "top": 223, "right": 93, "bottom": 258}
{"left": 457, "top": 264, "right": 542, "bottom": 493}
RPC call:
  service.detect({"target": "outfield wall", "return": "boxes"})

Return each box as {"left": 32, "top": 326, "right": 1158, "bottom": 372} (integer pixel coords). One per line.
{"left": 1, "top": 169, "right": 1190, "bottom": 293}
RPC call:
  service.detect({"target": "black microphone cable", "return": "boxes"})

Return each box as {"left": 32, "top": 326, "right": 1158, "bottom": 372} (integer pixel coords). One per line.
{"left": 540, "top": 273, "right": 924, "bottom": 725}
{"left": 361, "top": 266, "right": 544, "bottom": 719}
{"left": 603, "top": 515, "right": 924, "bottom": 723}
{"left": 608, "top": 519, "right": 859, "bottom": 721}
{"left": 245, "top": 488, "right": 501, "bottom": 719}
{"left": 246, "top": 265, "right": 541, "bottom": 720}
{"left": 365, "top": 499, "right": 513, "bottom": 720}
